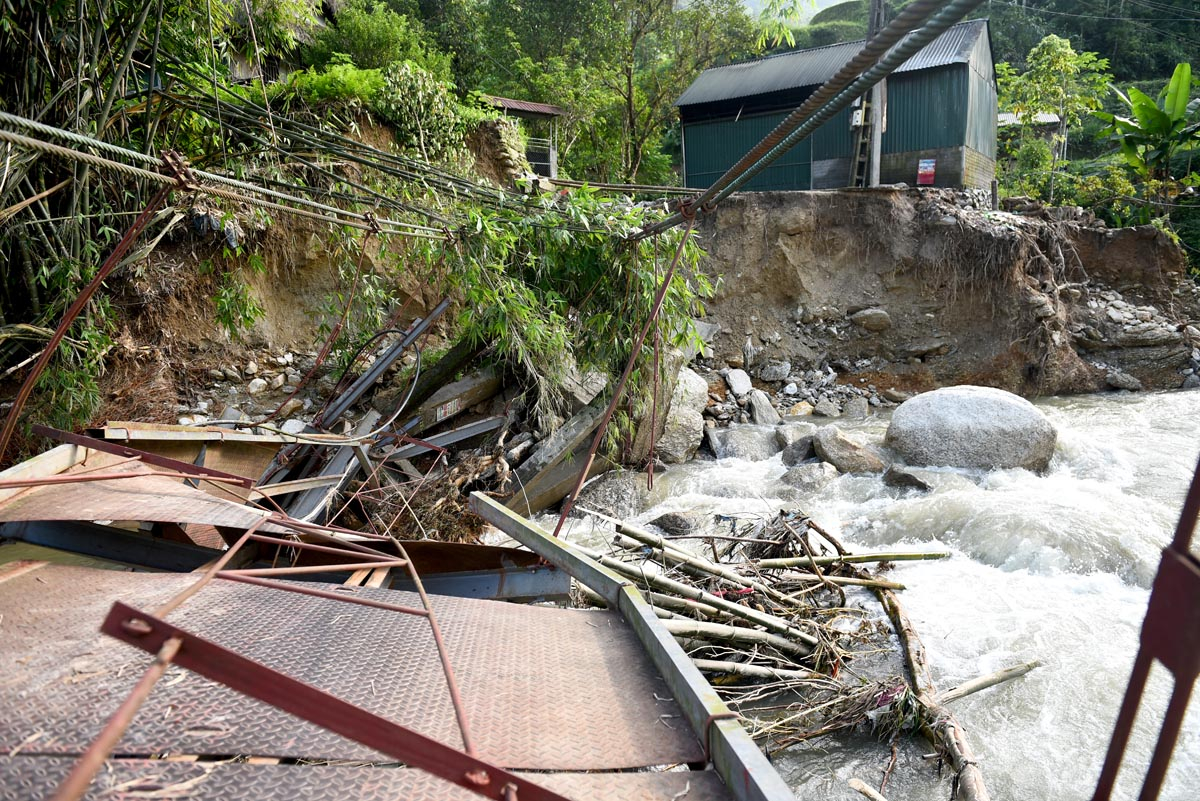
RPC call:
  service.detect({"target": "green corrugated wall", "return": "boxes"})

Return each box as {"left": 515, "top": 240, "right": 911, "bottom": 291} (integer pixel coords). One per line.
{"left": 880, "top": 66, "right": 967, "bottom": 153}
{"left": 683, "top": 111, "right": 811, "bottom": 190}
{"left": 681, "top": 61, "right": 994, "bottom": 189}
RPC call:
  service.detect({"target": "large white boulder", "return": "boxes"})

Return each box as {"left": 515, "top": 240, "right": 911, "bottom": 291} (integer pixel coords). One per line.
{"left": 884, "top": 385, "right": 1057, "bottom": 471}
{"left": 658, "top": 367, "right": 709, "bottom": 464}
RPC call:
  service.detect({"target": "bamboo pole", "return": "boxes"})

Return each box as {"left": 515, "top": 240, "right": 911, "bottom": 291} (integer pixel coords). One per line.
{"left": 754, "top": 550, "right": 950, "bottom": 569}
{"left": 645, "top": 590, "right": 727, "bottom": 620}
{"left": 848, "top": 777, "right": 891, "bottom": 801}
{"left": 692, "top": 659, "right": 820, "bottom": 682}
{"left": 575, "top": 545, "right": 819, "bottom": 647}
{"left": 867, "top": 575, "right": 990, "bottom": 801}
{"left": 940, "top": 660, "right": 1041, "bottom": 704}
{"left": 612, "top": 528, "right": 799, "bottom": 607}
{"left": 661, "top": 619, "right": 811, "bottom": 659}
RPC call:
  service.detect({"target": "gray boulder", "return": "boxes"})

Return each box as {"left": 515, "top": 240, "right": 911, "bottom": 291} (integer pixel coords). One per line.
{"left": 775, "top": 421, "right": 817, "bottom": 448}
{"left": 1105, "top": 369, "right": 1142, "bottom": 392}
{"left": 746, "top": 389, "right": 782, "bottom": 425}
{"left": 725, "top": 368, "right": 753, "bottom": 397}
{"left": 850, "top": 307, "right": 892, "bottom": 332}
{"left": 883, "top": 466, "right": 932, "bottom": 492}
{"left": 843, "top": 396, "right": 870, "bottom": 420}
{"left": 813, "top": 398, "right": 842, "bottom": 417}
{"left": 757, "top": 360, "right": 792, "bottom": 382}
{"left": 573, "top": 469, "right": 663, "bottom": 520}
{"left": 712, "top": 425, "right": 783, "bottom": 461}
{"left": 658, "top": 367, "right": 709, "bottom": 463}
{"left": 650, "top": 511, "right": 703, "bottom": 536}
{"left": 781, "top": 462, "right": 839, "bottom": 492}
{"left": 781, "top": 438, "right": 815, "bottom": 466}
{"left": 813, "top": 425, "right": 887, "bottom": 473}
{"left": 884, "top": 385, "right": 1057, "bottom": 472}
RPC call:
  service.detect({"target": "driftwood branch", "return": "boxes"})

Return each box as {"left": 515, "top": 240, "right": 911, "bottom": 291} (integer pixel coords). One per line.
{"left": 940, "top": 660, "right": 1041, "bottom": 704}
{"left": 868, "top": 576, "right": 991, "bottom": 801}
{"left": 848, "top": 777, "right": 891, "bottom": 801}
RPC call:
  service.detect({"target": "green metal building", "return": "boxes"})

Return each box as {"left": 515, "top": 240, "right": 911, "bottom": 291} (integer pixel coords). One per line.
{"left": 676, "top": 19, "right": 997, "bottom": 191}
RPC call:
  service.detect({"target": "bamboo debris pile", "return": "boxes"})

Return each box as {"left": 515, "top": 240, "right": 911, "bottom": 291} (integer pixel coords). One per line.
{"left": 577, "top": 508, "right": 1032, "bottom": 801}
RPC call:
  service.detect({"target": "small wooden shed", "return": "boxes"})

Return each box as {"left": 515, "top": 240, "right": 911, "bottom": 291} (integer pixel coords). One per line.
{"left": 676, "top": 19, "right": 997, "bottom": 190}
{"left": 486, "top": 95, "right": 564, "bottom": 179}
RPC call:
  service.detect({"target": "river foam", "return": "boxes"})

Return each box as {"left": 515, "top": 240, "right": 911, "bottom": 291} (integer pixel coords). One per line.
{"left": 555, "top": 388, "right": 1200, "bottom": 799}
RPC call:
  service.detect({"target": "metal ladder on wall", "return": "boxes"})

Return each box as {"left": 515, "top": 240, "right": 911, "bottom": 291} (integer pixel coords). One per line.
{"left": 847, "top": 96, "right": 872, "bottom": 188}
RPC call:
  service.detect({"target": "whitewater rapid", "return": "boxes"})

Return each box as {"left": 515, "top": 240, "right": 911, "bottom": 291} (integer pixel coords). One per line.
{"left": 555, "top": 389, "right": 1200, "bottom": 800}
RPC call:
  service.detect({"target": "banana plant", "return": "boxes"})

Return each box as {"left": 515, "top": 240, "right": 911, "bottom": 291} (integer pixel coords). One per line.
{"left": 1095, "top": 62, "right": 1200, "bottom": 181}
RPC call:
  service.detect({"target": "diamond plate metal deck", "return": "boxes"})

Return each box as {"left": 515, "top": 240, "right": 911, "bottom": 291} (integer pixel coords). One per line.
{"left": 0, "top": 757, "right": 733, "bottom": 801}
{"left": 0, "top": 565, "right": 704, "bottom": 769}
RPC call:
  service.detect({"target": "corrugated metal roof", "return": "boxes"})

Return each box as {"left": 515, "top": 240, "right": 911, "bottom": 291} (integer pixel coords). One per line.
{"left": 486, "top": 95, "right": 564, "bottom": 117}
{"left": 998, "top": 111, "right": 1060, "bottom": 126}
{"left": 676, "top": 19, "right": 989, "bottom": 107}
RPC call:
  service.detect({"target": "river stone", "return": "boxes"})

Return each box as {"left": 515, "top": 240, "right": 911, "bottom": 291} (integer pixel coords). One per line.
{"left": 247, "top": 377, "right": 268, "bottom": 395}
{"left": 813, "top": 398, "right": 841, "bottom": 417}
{"left": 843, "top": 396, "right": 870, "bottom": 419}
{"left": 1184, "top": 374, "right": 1200, "bottom": 390}
{"left": 813, "top": 425, "right": 887, "bottom": 473}
{"left": 746, "top": 389, "right": 781, "bottom": 425}
{"left": 659, "top": 367, "right": 709, "bottom": 464}
{"left": 884, "top": 385, "right": 1057, "bottom": 471}
{"left": 775, "top": 421, "right": 817, "bottom": 448}
{"left": 725, "top": 368, "right": 753, "bottom": 397}
{"left": 757, "top": 360, "right": 791, "bottom": 382}
{"left": 781, "top": 462, "right": 839, "bottom": 492}
{"left": 883, "top": 465, "right": 932, "bottom": 492}
{"left": 713, "top": 425, "right": 783, "bottom": 461}
{"left": 573, "top": 469, "right": 659, "bottom": 520}
{"left": 1106, "top": 369, "right": 1143, "bottom": 391}
{"left": 850, "top": 307, "right": 892, "bottom": 332}
{"left": 781, "top": 437, "right": 815, "bottom": 466}
{"left": 650, "top": 511, "right": 702, "bottom": 536}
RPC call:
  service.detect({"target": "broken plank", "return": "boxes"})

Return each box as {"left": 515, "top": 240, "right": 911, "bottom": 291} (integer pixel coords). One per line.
{"left": 513, "top": 396, "right": 607, "bottom": 488}
{"left": 408, "top": 366, "right": 501, "bottom": 435}
{"left": 507, "top": 444, "right": 613, "bottom": 518}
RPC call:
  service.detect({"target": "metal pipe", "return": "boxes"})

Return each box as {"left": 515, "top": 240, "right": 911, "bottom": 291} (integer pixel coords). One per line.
{"left": 154, "top": 522, "right": 262, "bottom": 618}
{"left": 247, "top": 532, "right": 397, "bottom": 562}
{"left": 216, "top": 573, "right": 430, "bottom": 616}
{"left": 220, "top": 559, "right": 409, "bottom": 577}
{"left": 392, "top": 539, "right": 478, "bottom": 757}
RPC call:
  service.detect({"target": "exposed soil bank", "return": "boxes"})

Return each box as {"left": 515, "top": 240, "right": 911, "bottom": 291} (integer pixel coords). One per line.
{"left": 696, "top": 188, "right": 1200, "bottom": 397}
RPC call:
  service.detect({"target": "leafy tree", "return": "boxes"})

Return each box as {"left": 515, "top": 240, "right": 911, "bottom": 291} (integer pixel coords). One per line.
{"left": 303, "top": 0, "right": 449, "bottom": 77}
{"left": 999, "top": 35, "right": 1112, "bottom": 202}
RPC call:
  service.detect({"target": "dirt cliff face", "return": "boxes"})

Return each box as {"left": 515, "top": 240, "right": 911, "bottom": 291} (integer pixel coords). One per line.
{"left": 696, "top": 188, "right": 1200, "bottom": 397}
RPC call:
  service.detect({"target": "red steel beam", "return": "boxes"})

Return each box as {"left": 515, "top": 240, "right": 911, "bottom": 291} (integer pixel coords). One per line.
{"left": 100, "top": 602, "right": 573, "bottom": 801}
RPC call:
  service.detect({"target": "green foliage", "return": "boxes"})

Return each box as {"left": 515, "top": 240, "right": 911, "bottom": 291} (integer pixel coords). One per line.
{"left": 481, "top": 0, "right": 759, "bottom": 183}
{"left": 283, "top": 62, "right": 385, "bottom": 106}
{"left": 968, "top": 0, "right": 1200, "bottom": 83}
{"left": 302, "top": 0, "right": 449, "bottom": 77}
{"left": 442, "top": 187, "right": 715, "bottom": 427}
{"left": 1096, "top": 63, "right": 1200, "bottom": 180}
{"left": 372, "top": 61, "right": 465, "bottom": 163}
{"left": 998, "top": 35, "right": 1112, "bottom": 203}
{"left": 810, "top": 0, "right": 866, "bottom": 26}
{"left": 797, "top": 20, "right": 866, "bottom": 49}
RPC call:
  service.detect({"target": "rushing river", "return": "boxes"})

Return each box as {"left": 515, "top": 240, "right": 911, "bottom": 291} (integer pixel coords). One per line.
{"left": 553, "top": 389, "right": 1200, "bottom": 800}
